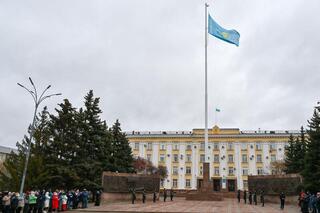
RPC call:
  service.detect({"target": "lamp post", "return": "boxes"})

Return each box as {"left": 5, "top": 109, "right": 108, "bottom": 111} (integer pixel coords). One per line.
{"left": 17, "top": 77, "right": 61, "bottom": 195}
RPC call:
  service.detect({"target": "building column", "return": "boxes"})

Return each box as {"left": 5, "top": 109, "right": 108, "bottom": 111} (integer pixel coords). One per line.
{"left": 248, "top": 142, "right": 256, "bottom": 175}
{"left": 262, "top": 142, "right": 270, "bottom": 174}
{"left": 165, "top": 143, "right": 172, "bottom": 189}
{"left": 152, "top": 143, "right": 159, "bottom": 167}
{"left": 191, "top": 143, "right": 198, "bottom": 189}
{"left": 179, "top": 143, "right": 186, "bottom": 189}
{"left": 234, "top": 142, "right": 242, "bottom": 190}
{"left": 220, "top": 142, "right": 227, "bottom": 190}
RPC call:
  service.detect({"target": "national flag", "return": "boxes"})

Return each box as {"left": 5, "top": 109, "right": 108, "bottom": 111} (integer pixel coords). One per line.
{"left": 216, "top": 108, "right": 221, "bottom": 112}
{"left": 208, "top": 14, "right": 240, "bottom": 46}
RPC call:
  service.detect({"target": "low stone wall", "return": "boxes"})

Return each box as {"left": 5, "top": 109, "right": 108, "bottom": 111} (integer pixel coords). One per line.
{"left": 248, "top": 174, "right": 302, "bottom": 196}
{"left": 101, "top": 172, "right": 160, "bottom": 202}
{"left": 103, "top": 192, "right": 158, "bottom": 202}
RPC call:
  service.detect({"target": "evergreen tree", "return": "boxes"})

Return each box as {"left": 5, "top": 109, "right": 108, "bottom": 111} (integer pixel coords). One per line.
{"left": 284, "top": 127, "right": 307, "bottom": 174}
{"left": 44, "top": 99, "right": 80, "bottom": 189}
{"left": 302, "top": 106, "right": 320, "bottom": 192}
{"left": 285, "top": 134, "right": 297, "bottom": 173}
{"left": 0, "top": 107, "right": 50, "bottom": 191}
{"left": 75, "top": 90, "right": 112, "bottom": 190}
{"left": 110, "top": 119, "right": 134, "bottom": 173}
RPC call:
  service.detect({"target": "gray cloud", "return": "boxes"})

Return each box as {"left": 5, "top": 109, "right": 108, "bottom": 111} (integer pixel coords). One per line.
{"left": 1, "top": 0, "right": 319, "bottom": 148}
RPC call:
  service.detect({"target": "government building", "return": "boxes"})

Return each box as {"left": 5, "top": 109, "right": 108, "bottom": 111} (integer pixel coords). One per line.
{"left": 126, "top": 126, "right": 299, "bottom": 192}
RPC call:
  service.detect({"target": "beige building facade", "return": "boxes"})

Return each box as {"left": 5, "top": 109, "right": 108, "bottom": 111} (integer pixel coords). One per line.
{"left": 126, "top": 126, "right": 299, "bottom": 192}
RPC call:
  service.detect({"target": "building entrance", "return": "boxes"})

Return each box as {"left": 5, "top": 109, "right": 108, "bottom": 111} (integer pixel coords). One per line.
{"left": 213, "top": 179, "right": 221, "bottom": 191}
{"left": 227, "top": 180, "right": 236, "bottom": 192}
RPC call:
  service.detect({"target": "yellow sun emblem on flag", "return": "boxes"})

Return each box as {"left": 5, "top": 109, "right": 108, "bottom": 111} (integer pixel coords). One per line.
{"left": 221, "top": 32, "right": 229, "bottom": 39}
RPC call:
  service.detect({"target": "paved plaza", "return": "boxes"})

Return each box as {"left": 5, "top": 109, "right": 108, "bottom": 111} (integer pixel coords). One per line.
{"left": 78, "top": 198, "right": 300, "bottom": 213}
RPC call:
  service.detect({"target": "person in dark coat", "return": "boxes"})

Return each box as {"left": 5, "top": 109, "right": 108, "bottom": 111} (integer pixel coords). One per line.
{"left": 315, "top": 192, "right": 320, "bottom": 213}
{"left": 300, "top": 193, "right": 309, "bottom": 213}
{"left": 280, "top": 192, "right": 286, "bottom": 210}
{"left": 253, "top": 191, "right": 257, "bottom": 205}
{"left": 243, "top": 190, "right": 247, "bottom": 204}
{"left": 142, "top": 189, "right": 146, "bottom": 203}
{"left": 10, "top": 193, "right": 18, "bottom": 213}
{"left": 170, "top": 189, "right": 174, "bottom": 201}
{"left": 163, "top": 188, "right": 167, "bottom": 202}
{"left": 94, "top": 189, "right": 101, "bottom": 206}
{"left": 153, "top": 191, "right": 157, "bottom": 203}
{"left": 249, "top": 191, "right": 252, "bottom": 205}
{"left": 237, "top": 190, "right": 241, "bottom": 203}
{"left": 131, "top": 189, "right": 136, "bottom": 204}
{"left": 260, "top": 190, "right": 265, "bottom": 207}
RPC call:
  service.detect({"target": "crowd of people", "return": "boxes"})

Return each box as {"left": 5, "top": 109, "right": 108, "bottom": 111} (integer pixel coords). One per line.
{"left": 237, "top": 189, "right": 320, "bottom": 212}
{"left": 0, "top": 189, "right": 102, "bottom": 213}
{"left": 298, "top": 191, "right": 320, "bottom": 213}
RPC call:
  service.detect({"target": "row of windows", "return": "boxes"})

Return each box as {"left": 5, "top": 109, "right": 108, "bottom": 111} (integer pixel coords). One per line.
{"left": 155, "top": 153, "right": 277, "bottom": 163}
{"left": 134, "top": 142, "right": 280, "bottom": 151}
{"left": 171, "top": 166, "right": 269, "bottom": 176}
{"left": 161, "top": 178, "right": 251, "bottom": 189}
{"left": 160, "top": 179, "right": 191, "bottom": 188}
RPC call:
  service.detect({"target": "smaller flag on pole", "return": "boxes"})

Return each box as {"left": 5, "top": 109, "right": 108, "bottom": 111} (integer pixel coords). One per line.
{"left": 216, "top": 108, "right": 221, "bottom": 112}
{"left": 208, "top": 14, "right": 240, "bottom": 46}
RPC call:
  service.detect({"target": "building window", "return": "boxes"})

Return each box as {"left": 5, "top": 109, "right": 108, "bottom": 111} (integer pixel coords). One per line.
{"left": 228, "top": 167, "right": 234, "bottom": 176}
{"left": 186, "top": 179, "right": 191, "bottom": 188}
{"left": 160, "top": 144, "right": 166, "bottom": 150}
{"left": 214, "top": 167, "right": 219, "bottom": 175}
{"left": 228, "top": 154, "right": 233, "bottom": 163}
{"left": 271, "top": 154, "right": 276, "bottom": 162}
{"left": 173, "top": 166, "right": 178, "bottom": 175}
{"left": 173, "top": 144, "right": 179, "bottom": 150}
{"left": 214, "top": 143, "right": 219, "bottom": 150}
{"left": 160, "top": 154, "right": 165, "bottom": 162}
{"left": 242, "top": 154, "right": 247, "bottom": 163}
{"left": 214, "top": 154, "right": 219, "bottom": 163}
{"left": 200, "top": 166, "right": 203, "bottom": 175}
{"left": 256, "top": 143, "right": 262, "bottom": 150}
{"left": 186, "top": 166, "right": 191, "bottom": 174}
{"left": 200, "top": 142, "right": 205, "bottom": 150}
{"left": 243, "top": 180, "right": 248, "bottom": 189}
{"left": 256, "top": 154, "right": 262, "bottom": 163}
{"left": 241, "top": 143, "right": 247, "bottom": 150}
{"left": 147, "top": 154, "right": 151, "bottom": 161}
{"left": 270, "top": 143, "right": 276, "bottom": 150}
{"left": 147, "top": 142, "right": 152, "bottom": 150}
{"left": 186, "top": 154, "right": 192, "bottom": 162}
{"left": 228, "top": 143, "right": 233, "bottom": 150}
{"left": 242, "top": 168, "right": 248, "bottom": 176}
{"left": 134, "top": 143, "right": 139, "bottom": 150}
{"left": 172, "top": 179, "right": 178, "bottom": 188}
{"left": 186, "top": 144, "right": 192, "bottom": 150}
{"left": 173, "top": 154, "right": 179, "bottom": 162}
{"left": 200, "top": 154, "right": 205, "bottom": 163}
{"left": 257, "top": 167, "right": 263, "bottom": 175}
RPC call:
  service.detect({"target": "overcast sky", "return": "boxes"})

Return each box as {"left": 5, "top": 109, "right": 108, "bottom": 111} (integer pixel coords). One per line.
{"left": 1, "top": 0, "right": 320, "bottom": 148}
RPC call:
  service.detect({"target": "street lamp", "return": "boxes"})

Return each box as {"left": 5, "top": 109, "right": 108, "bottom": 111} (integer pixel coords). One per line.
{"left": 17, "top": 77, "right": 61, "bottom": 195}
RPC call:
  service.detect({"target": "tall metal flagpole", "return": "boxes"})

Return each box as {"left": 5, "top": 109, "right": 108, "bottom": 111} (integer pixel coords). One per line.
{"left": 204, "top": 3, "right": 209, "bottom": 163}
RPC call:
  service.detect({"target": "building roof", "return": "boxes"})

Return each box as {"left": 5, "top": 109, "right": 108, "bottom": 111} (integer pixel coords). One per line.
{"left": 0, "top": 145, "right": 17, "bottom": 154}
{"left": 125, "top": 126, "right": 300, "bottom": 139}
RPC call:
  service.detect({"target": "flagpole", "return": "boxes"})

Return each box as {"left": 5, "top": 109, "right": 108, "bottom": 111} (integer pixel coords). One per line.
{"left": 204, "top": 3, "right": 209, "bottom": 163}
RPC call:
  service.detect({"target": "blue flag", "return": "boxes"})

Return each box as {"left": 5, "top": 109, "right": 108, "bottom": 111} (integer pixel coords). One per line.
{"left": 208, "top": 14, "right": 240, "bottom": 46}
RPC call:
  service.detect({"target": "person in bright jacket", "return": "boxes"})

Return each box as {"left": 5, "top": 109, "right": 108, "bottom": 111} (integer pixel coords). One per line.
{"left": 43, "top": 192, "right": 50, "bottom": 213}
{"left": 51, "top": 192, "right": 59, "bottom": 212}
{"left": 61, "top": 192, "right": 68, "bottom": 211}
{"left": 29, "top": 191, "right": 37, "bottom": 213}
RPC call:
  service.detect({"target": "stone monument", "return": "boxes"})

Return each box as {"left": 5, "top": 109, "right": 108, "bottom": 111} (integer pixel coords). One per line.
{"left": 186, "top": 162, "right": 223, "bottom": 201}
